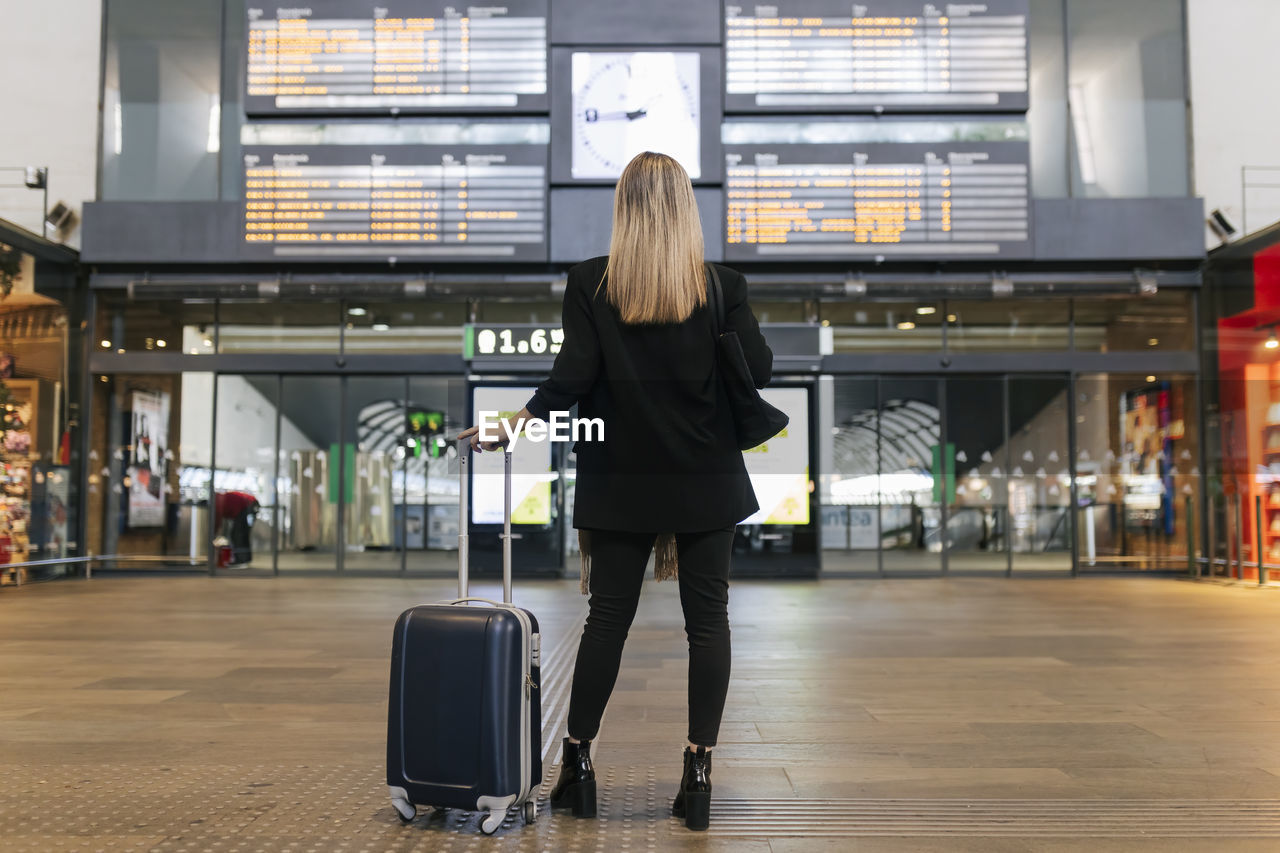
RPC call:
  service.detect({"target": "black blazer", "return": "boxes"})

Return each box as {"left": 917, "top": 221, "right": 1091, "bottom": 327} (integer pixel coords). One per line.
{"left": 525, "top": 255, "right": 774, "bottom": 532}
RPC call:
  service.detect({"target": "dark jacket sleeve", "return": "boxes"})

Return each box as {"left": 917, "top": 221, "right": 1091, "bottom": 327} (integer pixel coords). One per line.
{"left": 525, "top": 273, "right": 601, "bottom": 420}
{"left": 723, "top": 267, "right": 773, "bottom": 388}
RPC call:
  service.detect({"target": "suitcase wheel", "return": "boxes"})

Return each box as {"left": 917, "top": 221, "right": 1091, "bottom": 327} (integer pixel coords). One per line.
{"left": 523, "top": 800, "right": 536, "bottom": 824}
{"left": 391, "top": 797, "right": 416, "bottom": 824}
{"left": 480, "top": 810, "right": 505, "bottom": 835}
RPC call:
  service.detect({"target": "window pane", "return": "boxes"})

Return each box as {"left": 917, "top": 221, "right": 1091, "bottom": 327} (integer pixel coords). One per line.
{"left": 95, "top": 296, "right": 216, "bottom": 355}
{"left": 1028, "top": 0, "right": 1068, "bottom": 197}
{"left": 1072, "top": 291, "right": 1195, "bottom": 352}
{"left": 279, "top": 376, "right": 340, "bottom": 571}
{"left": 217, "top": 301, "right": 341, "bottom": 354}
{"left": 947, "top": 299, "right": 1071, "bottom": 352}
{"left": 1075, "top": 373, "right": 1200, "bottom": 570}
{"left": 214, "top": 375, "right": 276, "bottom": 570}
{"left": 824, "top": 302, "right": 943, "bottom": 353}
{"left": 343, "top": 302, "right": 466, "bottom": 355}
{"left": 101, "top": 0, "right": 222, "bottom": 200}
{"left": 1066, "top": 0, "right": 1189, "bottom": 197}
{"left": 824, "top": 377, "right": 879, "bottom": 574}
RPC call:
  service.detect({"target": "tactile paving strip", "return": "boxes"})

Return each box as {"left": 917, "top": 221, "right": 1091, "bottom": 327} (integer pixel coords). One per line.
{"left": 6, "top": 763, "right": 1280, "bottom": 850}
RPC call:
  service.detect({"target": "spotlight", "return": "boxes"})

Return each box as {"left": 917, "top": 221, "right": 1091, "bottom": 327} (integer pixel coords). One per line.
{"left": 1267, "top": 332, "right": 1279, "bottom": 350}
{"left": 348, "top": 306, "right": 368, "bottom": 317}
{"left": 897, "top": 321, "right": 916, "bottom": 330}
{"left": 916, "top": 306, "right": 936, "bottom": 315}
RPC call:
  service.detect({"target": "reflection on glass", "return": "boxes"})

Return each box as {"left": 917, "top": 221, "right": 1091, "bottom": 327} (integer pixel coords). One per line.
{"left": 213, "top": 375, "right": 276, "bottom": 570}
{"left": 1072, "top": 292, "right": 1195, "bottom": 352}
{"left": 278, "top": 377, "right": 340, "bottom": 571}
{"left": 344, "top": 378, "right": 406, "bottom": 571}
{"left": 945, "top": 378, "right": 1009, "bottom": 573}
{"left": 1008, "top": 377, "right": 1072, "bottom": 572}
{"left": 218, "top": 301, "right": 341, "bottom": 354}
{"left": 1075, "top": 374, "right": 1199, "bottom": 570}
{"left": 825, "top": 302, "right": 943, "bottom": 353}
{"left": 1066, "top": 0, "right": 1188, "bottom": 197}
{"left": 947, "top": 300, "right": 1071, "bottom": 352}
{"left": 879, "top": 379, "right": 941, "bottom": 573}
{"left": 824, "top": 379, "right": 879, "bottom": 573}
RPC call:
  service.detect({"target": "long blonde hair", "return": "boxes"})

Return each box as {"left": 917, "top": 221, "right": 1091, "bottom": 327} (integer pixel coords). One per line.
{"left": 602, "top": 152, "right": 706, "bottom": 324}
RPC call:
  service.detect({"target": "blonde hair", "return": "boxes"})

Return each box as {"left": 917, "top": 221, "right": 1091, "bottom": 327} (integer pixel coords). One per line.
{"left": 602, "top": 152, "right": 706, "bottom": 324}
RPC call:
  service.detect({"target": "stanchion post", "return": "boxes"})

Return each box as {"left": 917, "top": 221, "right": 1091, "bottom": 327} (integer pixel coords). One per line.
{"left": 1256, "top": 494, "right": 1264, "bottom": 586}
{"left": 1186, "top": 495, "right": 1195, "bottom": 577}
{"left": 1236, "top": 493, "right": 1245, "bottom": 581}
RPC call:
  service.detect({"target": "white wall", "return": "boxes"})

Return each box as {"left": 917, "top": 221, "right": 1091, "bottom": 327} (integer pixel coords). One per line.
{"left": 1188, "top": 0, "right": 1280, "bottom": 243}
{"left": 0, "top": 0, "right": 102, "bottom": 246}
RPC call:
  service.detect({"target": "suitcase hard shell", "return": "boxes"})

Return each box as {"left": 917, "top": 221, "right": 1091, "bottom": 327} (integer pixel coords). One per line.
{"left": 386, "top": 442, "right": 542, "bottom": 834}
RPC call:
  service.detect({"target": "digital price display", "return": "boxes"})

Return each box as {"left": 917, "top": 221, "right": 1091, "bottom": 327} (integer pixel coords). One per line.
{"left": 724, "top": 140, "right": 1031, "bottom": 260}
{"left": 241, "top": 144, "right": 547, "bottom": 261}
{"left": 245, "top": 0, "right": 548, "bottom": 113}
{"left": 725, "top": 0, "right": 1028, "bottom": 112}
{"left": 466, "top": 324, "right": 564, "bottom": 360}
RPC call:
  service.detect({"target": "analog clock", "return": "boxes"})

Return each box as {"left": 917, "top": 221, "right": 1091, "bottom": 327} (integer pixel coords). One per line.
{"left": 570, "top": 51, "right": 701, "bottom": 180}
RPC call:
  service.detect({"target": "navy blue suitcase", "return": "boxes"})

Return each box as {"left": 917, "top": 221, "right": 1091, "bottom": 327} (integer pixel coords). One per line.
{"left": 387, "top": 444, "right": 543, "bottom": 834}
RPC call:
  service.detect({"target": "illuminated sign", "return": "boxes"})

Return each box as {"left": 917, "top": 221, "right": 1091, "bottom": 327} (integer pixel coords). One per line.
{"left": 724, "top": 140, "right": 1031, "bottom": 260}
{"left": 741, "top": 387, "right": 811, "bottom": 525}
{"left": 725, "top": 0, "right": 1029, "bottom": 112}
{"left": 241, "top": 144, "right": 547, "bottom": 261}
{"left": 245, "top": 0, "right": 548, "bottom": 113}
{"left": 471, "top": 386, "right": 553, "bottom": 525}
{"left": 465, "top": 324, "right": 564, "bottom": 361}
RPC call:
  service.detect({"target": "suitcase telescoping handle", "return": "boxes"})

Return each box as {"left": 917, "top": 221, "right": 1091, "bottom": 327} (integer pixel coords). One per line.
{"left": 455, "top": 436, "right": 514, "bottom": 605}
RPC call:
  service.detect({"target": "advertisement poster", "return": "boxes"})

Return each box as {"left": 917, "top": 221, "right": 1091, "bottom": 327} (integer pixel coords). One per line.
{"left": 1120, "top": 385, "right": 1175, "bottom": 534}
{"left": 472, "top": 386, "right": 553, "bottom": 525}
{"left": 741, "top": 387, "right": 810, "bottom": 525}
{"left": 128, "top": 390, "right": 170, "bottom": 528}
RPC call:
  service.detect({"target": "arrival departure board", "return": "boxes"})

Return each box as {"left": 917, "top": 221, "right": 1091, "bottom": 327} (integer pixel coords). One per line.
{"left": 725, "top": 0, "right": 1029, "bottom": 112}
{"left": 245, "top": 1, "right": 548, "bottom": 113}
{"left": 241, "top": 144, "right": 547, "bottom": 261}
{"left": 724, "top": 141, "right": 1030, "bottom": 260}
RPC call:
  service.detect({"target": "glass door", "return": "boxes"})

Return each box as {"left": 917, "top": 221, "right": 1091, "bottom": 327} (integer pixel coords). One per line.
{"left": 1008, "top": 376, "right": 1072, "bottom": 573}
{"left": 943, "top": 376, "right": 1009, "bottom": 574}
{"left": 879, "top": 377, "right": 942, "bottom": 574}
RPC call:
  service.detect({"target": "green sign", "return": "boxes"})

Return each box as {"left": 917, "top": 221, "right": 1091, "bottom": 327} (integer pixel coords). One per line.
{"left": 931, "top": 443, "right": 956, "bottom": 506}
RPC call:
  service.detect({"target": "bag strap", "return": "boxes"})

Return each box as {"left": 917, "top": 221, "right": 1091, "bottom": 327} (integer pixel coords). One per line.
{"left": 706, "top": 262, "right": 725, "bottom": 336}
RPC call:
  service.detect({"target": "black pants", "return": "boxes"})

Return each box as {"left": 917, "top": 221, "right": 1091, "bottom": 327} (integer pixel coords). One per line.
{"left": 566, "top": 526, "right": 734, "bottom": 747}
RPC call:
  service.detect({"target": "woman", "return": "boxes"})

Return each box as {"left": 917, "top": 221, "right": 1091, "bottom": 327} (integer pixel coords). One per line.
{"left": 459, "top": 151, "right": 773, "bottom": 831}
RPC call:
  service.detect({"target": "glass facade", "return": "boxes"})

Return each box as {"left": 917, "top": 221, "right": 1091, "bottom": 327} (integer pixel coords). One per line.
{"left": 81, "top": 289, "right": 1206, "bottom": 576}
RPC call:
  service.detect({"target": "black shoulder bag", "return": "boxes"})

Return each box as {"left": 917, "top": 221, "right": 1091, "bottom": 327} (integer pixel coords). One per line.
{"left": 707, "top": 263, "right": 789, "bottom": 451}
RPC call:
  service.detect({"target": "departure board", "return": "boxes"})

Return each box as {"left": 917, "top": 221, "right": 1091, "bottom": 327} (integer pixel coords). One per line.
{"left": 724, "top": 141, "right": 1031, "bottom": 260}
{"left": 725, "top": 0, "right": 1029, "bottom": 112}
{"left": 245, "top": 1, "right": 548, "bottom": 113}
{"left": 241, "top": 144, "right": 547, "bottom": 261}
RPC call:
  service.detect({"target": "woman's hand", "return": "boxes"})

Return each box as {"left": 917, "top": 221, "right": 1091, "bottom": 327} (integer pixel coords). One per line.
{"left": 457, "top": 407, "right": 533, "bottom": 452}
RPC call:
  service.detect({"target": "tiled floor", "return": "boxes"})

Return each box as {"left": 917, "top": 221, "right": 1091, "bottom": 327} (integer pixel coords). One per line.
{"left": 2, "top": 574, "right": 1279, "bottom": 851}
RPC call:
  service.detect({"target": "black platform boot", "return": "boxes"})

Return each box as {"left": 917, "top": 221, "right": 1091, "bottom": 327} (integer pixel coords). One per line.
{"left": 671, "top": 746, "right": 712, "bottom": 831}
{"left": 549, "top": 737, "right": 597, "bottom": 818}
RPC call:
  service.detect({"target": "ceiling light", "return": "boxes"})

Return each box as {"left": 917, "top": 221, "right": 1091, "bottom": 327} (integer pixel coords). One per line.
{"left": 100, "top": 339, "right": 111, "bottom": 348}
{"left": 1147, "top": 338, "right": 1159, "bottom": 347}
{"left": 372, "top": 323, "right": 390, "bottom": 331}
{"left": 916, "top": 306, "right": 936, "bottom": 315}
{"left": 947, "top": 314, "right": 957, "bottom": 322}
{"left": 348, "top": 307, "right": 368, "bottom": 317}
{"left": 156, "top": 339, "right": 167, "bottom": 348}
{"left": 1146, "top": 375, "right": 1157, "bottom": 383}
{"left": 897, "top": 321, "right": 916, "bottom": 331}
{"left": 1267, "top": 332, "right": 1279, "bottom": 350}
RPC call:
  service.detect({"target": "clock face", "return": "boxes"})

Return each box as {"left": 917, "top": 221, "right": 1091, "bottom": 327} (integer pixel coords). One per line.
{"left": 570, "top": 51, "right": 701, "bottom": 181}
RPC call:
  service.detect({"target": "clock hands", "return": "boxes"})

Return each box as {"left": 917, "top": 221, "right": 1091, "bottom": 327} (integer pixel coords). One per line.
{"left": 584, "top": 107, "right": 649, "bottom": 122}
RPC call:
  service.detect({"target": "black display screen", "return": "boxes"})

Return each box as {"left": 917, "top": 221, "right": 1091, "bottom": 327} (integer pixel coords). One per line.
{"left": 241, "top": 144, "right": 548, "bottom": 261}
{"left": 724, "top": 140, "right": 1031, "bottom": 260}
{"left": 245, "top": 0, "right": 549, "bottom": 114}
{"left": 725, "top": 0, "right": 1029, "bottom": 113}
